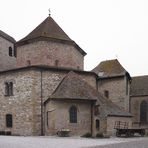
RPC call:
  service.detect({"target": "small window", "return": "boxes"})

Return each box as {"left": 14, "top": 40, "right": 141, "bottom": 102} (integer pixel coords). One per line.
{"left": 9, "top": 82, "right": 13, "bottom": 96}
{"left": 96, "top": 119, "right": 100, "bottom": 130}
{"left": 55, "top": 60, "right": 59, "bottom": 66}
{"left": 94, "top": 105, "right": 99, "bottom": 115}
{"left": 104, "top": 90, "right": 109, "bottom": 98}
{"left": 5, "top": 82, "right": 9, "bottom": 96}
{"left": 69, "top": 106, "right": 77, "bottom": 123}
{"left": 5, "top": 82, "right": 13, "bottom": 96}
{"left": 9, "top": 47, "right": 13, "bottom": 57}
{"left": 27, "top": 60, "right": 31, "bottom": 66}
{"left": 6, "top": 114, "right": 13, "bottom": 128}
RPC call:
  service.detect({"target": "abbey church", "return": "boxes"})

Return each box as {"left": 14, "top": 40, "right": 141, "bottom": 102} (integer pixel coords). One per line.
{"left": 0, "top": 14, "right": 148, "bottom": 136}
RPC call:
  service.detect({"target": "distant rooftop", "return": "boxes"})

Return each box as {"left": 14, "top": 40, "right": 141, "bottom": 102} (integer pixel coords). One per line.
{"left": 130, "top": 75, "right": 148, "bottom": 96}
{"left": 0, "top": 30, "right": 16, "bottom": 43}
{"left": 92, "top": 59, "right": 129, "bottom": 78}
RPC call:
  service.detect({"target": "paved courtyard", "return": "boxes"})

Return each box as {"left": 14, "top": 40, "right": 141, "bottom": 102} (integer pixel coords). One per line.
{"left": 0, "top": 136, "right": 148, "bottom": 148}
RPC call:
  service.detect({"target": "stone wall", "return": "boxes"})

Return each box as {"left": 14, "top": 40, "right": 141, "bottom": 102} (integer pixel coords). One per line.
{"left": 16, "top": 41, "right": 84, "bottom": 70}
{"left": 98, "top": 76, "right": 130, "bottom": 111}
{"left": 93, "top": 116, "right": 107, "bottom": 136}
{"left": 0, "top": 69, "right": 39, "bottom": 136}
{"left": 0, "top": 67, "right": 97, "bottom": 136}
{"left": 0, "top": 36, "right": 16, "bottom": 71}
{"left": 45, "top": 100, "right": 92, "bottom": 136}
{"left": 130, "top": 96, "right": 148, "bottom": 128}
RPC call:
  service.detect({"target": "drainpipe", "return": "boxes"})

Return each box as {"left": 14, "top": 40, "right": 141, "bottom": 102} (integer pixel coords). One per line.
{"left": 40, "top": 70, "right": 44, "bottom": 135}
{"left": 91, "top": 101, "right": 94, "bottom": 137}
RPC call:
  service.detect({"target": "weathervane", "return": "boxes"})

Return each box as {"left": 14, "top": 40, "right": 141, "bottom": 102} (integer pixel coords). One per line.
{"left": 48, "top": 8, "right": 51, "bottom": 16}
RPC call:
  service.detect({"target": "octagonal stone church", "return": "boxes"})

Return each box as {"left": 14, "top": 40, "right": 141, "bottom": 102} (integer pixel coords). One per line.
{"left": 0, "top": 14, "right": 148, "bottom": 136}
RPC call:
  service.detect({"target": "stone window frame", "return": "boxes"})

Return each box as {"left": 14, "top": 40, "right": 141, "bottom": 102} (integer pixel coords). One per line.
{"left": 4, "top": 81, "right": 14, "bottom": 96}
{"left": 96, "top": 119, "right": 100, "bottom": 130}
{"left": 8, "top": 46, "right": 16, "bottom": 57}
{"left": 55, "top": 60, "right": 59, "bottom": 66}
{"left": 104, "top": 90, "right": 109, "bottom": 98}
{"left": 9, "top": 47, "right": 13, "bottom": 57}
{"left": 140, "top": 100, "right": 148, "bottom": 124}
{"left": 6, "top": 114, "right": 13, "bottom": 128}
{"left": 94, "top": 105, "right": 100, "bottom": 116}
{"left": 69, "top": 105, "right": 77, "bottom": 123}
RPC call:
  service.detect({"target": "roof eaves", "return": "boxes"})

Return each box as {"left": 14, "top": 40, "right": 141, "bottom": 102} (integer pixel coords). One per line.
{"left": 107, "top": 114, "right": 133, "bottom": 117}
{"left": 0, "top": 30, "right": 16, "bottom": 43}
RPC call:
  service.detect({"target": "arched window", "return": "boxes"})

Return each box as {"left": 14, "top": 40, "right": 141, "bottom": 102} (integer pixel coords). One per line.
{"left": 5, "top": 82, "right": 13, "bottom": 96}
{"left": 6, "top": 114, "right": 13, "bottom": 128}
{"left": 140, "top": 101, "right": 147, "bottom": 123}
{"left": 96, "top": 119, "right": 100, "bottom": 130}
{"left": 9, "top": 47, "right": 13, "bottom": 57}
{"left": 69, "top": 106, "right": 77, "bottom": 123}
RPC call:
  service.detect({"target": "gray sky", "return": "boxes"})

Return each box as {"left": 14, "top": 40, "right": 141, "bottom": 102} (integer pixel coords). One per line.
{"left": 1, "top": 0, "right": 148, "bottom": 76}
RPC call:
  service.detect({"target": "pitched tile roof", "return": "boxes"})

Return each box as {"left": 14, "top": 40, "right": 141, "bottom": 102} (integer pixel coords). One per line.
{"left": 49, "top": 71, "right": 98, "bottom": 100}
{"left": 92, "top": 59, "right": 128, "bottom": 78}
{"left": 16, "top": 16, "right": 86, "bottom": 56}
{"left": 45, "top": 71, "right": 131, "bottom": 117}
{"left": 18, "top": 16, "right": 72, "bottom": 43}
{"left": 130, "top": 76, "right": 148, "bottom": 96}
{"left": 97, "top": 92, "right": 132, "bottom": 117}
{"left": 0, "top": 30, "right": 16, "bottom": 43}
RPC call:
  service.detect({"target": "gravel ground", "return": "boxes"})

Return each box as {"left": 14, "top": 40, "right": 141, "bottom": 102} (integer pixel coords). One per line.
{"left": 0, "top": 136, "right": 148, "bottom": 148}
{"left": 87, "top": 137, "right": 148, "bottom": 148}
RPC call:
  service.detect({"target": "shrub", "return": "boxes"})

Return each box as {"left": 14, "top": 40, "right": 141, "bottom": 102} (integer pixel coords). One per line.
{"left": 96, "top": 132, "right": 104, "bottom": 138}
{"left": 0, "top": 131, "right": 5, "bottom": 135}
{"left": 81, "top": 133, "right": 92, "bottom": 138}
{"left": 5, "top": 131, "right": 11, "bottom": 135}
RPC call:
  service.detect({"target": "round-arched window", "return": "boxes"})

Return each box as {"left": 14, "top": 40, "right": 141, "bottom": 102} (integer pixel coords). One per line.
{"left": 69, "top": 106, "right": 77, "bottom": 123}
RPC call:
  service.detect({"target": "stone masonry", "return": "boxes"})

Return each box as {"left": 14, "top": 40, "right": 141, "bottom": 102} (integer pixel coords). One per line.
{"left": 16, "top": 40, "right": 84, "bottom": 70}
{"left": 98, "top": 76, "right": 130, "bottom": 111}
{"left": 0, "top": 36, "right": 16, "bottom": 71}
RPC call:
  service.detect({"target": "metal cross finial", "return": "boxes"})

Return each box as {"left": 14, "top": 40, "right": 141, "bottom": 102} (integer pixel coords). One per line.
{"left": 48, "top": 9, "right": 51, "bottom": 16}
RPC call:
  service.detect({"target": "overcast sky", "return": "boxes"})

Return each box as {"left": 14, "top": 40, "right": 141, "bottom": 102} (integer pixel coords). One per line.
{"left": 0, "top": 0, "right": 148, "bottom": 76}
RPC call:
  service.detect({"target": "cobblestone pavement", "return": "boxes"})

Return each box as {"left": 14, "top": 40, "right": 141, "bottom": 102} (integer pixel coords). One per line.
{"left": 87, "top": 137, "right": 148, "bottom": 148}
{"left": 0, "top": 136, "right": 148, "bottom": 148}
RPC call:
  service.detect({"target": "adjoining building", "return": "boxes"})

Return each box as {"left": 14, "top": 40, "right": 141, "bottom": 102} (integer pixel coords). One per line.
{"left": 0, "top": 14, "right": 147, "bottom": 136}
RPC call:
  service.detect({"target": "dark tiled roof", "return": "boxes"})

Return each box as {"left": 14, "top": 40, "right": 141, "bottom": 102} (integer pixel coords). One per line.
{"left": 130, "top": 76, "right": 148, "bottom": 96}
{"left": 17, "top": 16, "right": 86, "bottom": 56}
{"left": 92, "top": 59, "right": 127, "bottom": 78}
{"left": 46, "top": 71, "right": 131, "bottom": 117}
{"left": 18, "top": 16, "right": 72, "bottom": 43}
{"left": 49, "top": 71, "right": 98, "bottom": 100}
{"left": 97, "top": 92, "right": 132, "bottom": 117}
{"left": 0, "top": 30, "right": 16, "bottom": 43}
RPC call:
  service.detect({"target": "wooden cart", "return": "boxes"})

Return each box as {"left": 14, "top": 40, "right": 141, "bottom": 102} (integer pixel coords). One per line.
{"left": 114, "top": 121, "right": 145, "bottom": 137}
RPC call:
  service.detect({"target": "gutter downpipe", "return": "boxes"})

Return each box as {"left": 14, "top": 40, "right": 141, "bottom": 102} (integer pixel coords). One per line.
{"left": 40, "top": 69, "right": 44, "bottom": 135}
{"left": 91, "top": 101, "right": 94, "bottom": 137}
